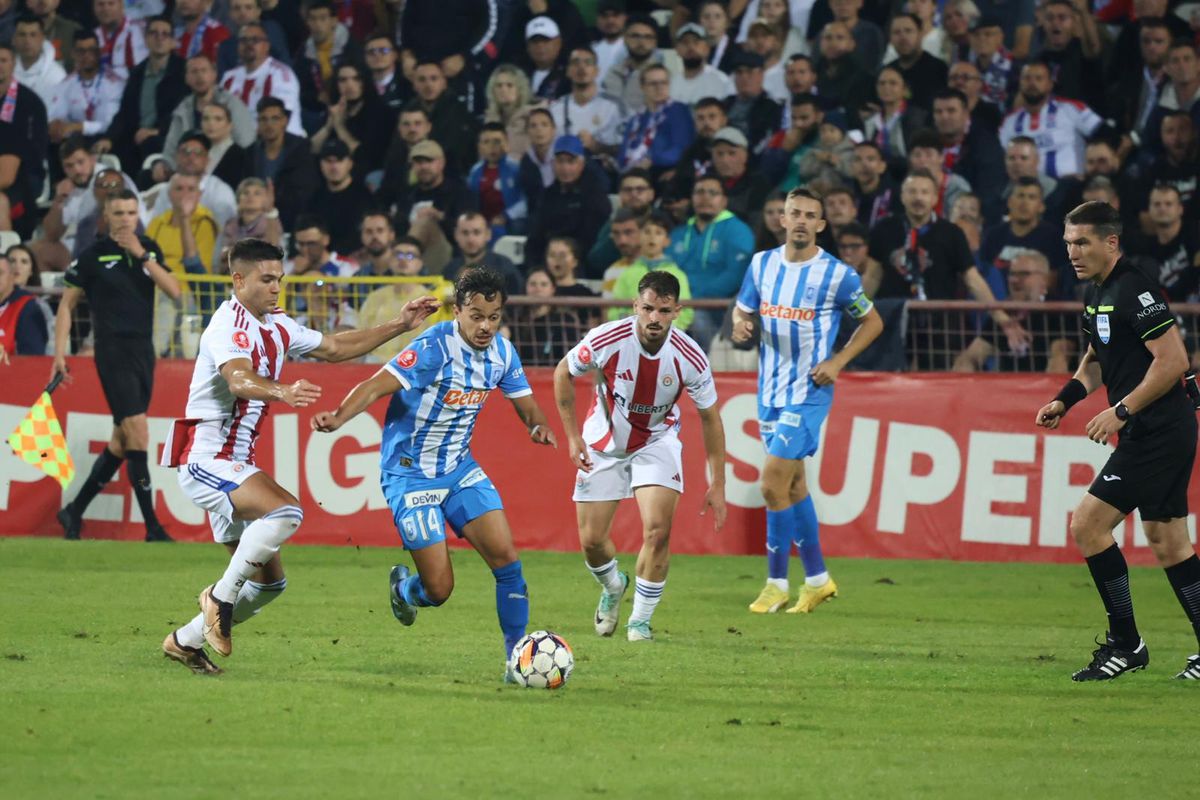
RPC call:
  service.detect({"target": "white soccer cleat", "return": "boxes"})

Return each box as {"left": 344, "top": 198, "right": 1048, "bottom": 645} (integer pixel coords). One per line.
{"left": 594, "top": 572, "right": 629, "bottom": 637}
{"left": 626, "top": 620, "right": 653, "bottom": 642}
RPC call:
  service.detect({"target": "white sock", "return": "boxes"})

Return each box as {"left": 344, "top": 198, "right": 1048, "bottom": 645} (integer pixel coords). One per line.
{"left": 805, "top": 571, "right": 830, "bottom": 588}
{"left": 628, "top": 577, "right": 665, "bottom": 624}
{"left": 767, "top": 578, "right": 789, "bottom": 592}
{"left": 586, "top": 558, "right": 624, "bottom": 595}
{"left": 213, "top": 506, "right": 303, "bottom": 603}
{"left": 175, "top": 577, "right": 289, "bottom": 648}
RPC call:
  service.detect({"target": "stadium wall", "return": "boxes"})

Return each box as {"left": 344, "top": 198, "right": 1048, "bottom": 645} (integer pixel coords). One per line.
{"left": 2, "top": 357, "right": 1194, "bottom": 566}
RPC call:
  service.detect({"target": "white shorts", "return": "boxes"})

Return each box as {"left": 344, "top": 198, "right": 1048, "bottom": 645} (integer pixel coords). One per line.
{"left": 572, "top": 436, "right": 683, "bottom": 502}
{"left": 177, "top": 460, "right": 261, "bottom": 543}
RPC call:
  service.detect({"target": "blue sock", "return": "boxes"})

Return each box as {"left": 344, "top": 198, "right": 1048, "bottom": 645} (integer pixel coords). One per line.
{"left": 492, "top": 560, "right": 529, "bottom": 659}
{"left": 793, "top": 496, "right": 826, "bottom": 578}
{"left": 765, "top": 509, "right": 792, "bottom": 580}
{"left": 401, "top": 574, "right": 439, "bottom": 607}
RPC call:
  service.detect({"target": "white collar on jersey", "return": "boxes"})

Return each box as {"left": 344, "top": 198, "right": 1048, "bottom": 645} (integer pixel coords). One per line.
{"left": 778, "top": 245, "right": 827, "bottom": 268}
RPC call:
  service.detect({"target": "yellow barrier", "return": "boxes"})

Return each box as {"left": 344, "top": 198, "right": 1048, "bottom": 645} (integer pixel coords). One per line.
{"left": 156, "top": 274, "right": 455, "bottom": 362}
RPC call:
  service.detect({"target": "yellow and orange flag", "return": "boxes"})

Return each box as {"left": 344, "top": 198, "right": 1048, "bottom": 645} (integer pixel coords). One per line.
{"left": 8, "top": 391, "right": 75, "bottom": 489}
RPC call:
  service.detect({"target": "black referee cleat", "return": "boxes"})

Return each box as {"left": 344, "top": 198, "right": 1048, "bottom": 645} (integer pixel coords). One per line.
{"left": 57, "top": 504, "right": 81, "bottom": 540}
{"left": 144, "top": 526, "right": 174, "bottom": 542}
{"left": 1175, "top": 654, "right": 1200, "bottom": 680}
{"left": 1071, "top": 634, "right": 1149, "bottom": 681}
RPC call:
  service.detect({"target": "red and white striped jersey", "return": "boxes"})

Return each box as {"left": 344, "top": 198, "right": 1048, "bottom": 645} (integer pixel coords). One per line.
{"left": 220, "top": 58, "right": 304, "bottom": 136}
{"left": 174, "top": 297, "right": 323, "bottom": 465}
{"left": 95, "top": 19, "right": 147, "bottom": 81}
{"left": 566, "top": 317, "right": 718, "bottom": 457}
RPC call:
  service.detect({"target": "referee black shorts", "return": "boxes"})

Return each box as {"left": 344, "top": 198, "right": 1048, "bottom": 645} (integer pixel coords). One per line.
{"left": 1088, "top": 416, "right": 1198, "bottom": 522}
{"left": 94, "top": 338, "right": 155, "bottom": 424}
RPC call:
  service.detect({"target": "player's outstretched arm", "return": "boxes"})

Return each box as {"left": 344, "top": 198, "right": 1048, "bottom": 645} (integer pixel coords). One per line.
{"left": 811, "top": 306, "right": 884, "bottom": 385}
{"left": 221, "top": 358, "right": 322, "bottom": 407}
{"left": 311, "top": 368, "right": 402, "bottom": 433}
{"left": 1036, "top": 345, "right": 1102, "bottom": 429}
{"left": 509, "top": 394, "right": 558, "bottom": 447}
{"left": 696, "top": 404, "right": 728, "bottom": 531}
{"left": 308, "top": 296, "right": 441, "bottom": 362}
{"left": 553, "top": 357, "right": 591, "bottom": 471}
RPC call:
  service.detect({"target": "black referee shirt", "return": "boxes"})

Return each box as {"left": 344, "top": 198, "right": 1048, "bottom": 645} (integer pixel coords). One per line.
{"left": 64, "top": 235, "right": 165, "bottom": 342}
{"left": 1082, "top": 257, "right": 1193, "bottom": 436}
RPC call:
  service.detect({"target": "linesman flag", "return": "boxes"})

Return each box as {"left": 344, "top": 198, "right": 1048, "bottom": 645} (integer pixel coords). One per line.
{"left": 8, "top": 376, "right": 74, "bottom": 490}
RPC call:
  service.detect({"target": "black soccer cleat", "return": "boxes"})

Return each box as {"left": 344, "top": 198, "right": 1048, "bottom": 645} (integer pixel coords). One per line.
{"left": 57, "top": 505, "right": 81, "bottom": 540}
{"left": 1175, "top": 654, "right": 1200, "bottom": 680}
{"left": 144, "top": 526, "right": 174, "bottom": 542}
{"left": 1071, "top": 634, "right": 1149, "bottom": 681}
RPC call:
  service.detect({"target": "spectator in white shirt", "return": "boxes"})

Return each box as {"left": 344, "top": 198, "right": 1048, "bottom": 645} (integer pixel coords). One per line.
{"left": 150, "top": 131, "right": 237, "bottom": 228}
{"left": 670, "top": 22, "right": 734, "bottom": 106}
{"left": 93, "top": 0, "right": 146, "bottom": 82}
{"left": 591, "top": 0, "right": 629, "bottom": 80}
{"left": 550, "top": 45, "right": 622, "bottom": 155}
{"left": 49, "top": 30, "right": 123, "bottom": 143}
{"left": 13, "top": 13, "right": 64, "bottom": 110}
{"left": 219, "top": 21, "right": 303, "bottom": 136}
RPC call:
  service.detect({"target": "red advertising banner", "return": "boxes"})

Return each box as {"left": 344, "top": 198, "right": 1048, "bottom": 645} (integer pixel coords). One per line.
{"left": 2, "top": 357, "right": 1195, "bottom": 565}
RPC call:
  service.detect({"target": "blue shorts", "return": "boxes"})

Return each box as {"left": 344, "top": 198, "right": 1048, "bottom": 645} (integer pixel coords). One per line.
{"left": 380, "top": 457, "right": 504, "bottom": 551}
{"left": 758, "top": 402, "right": 829, "bottom": 461}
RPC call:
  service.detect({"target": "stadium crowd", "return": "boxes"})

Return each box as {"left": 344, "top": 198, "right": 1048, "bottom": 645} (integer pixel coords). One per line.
{"left": 0, "top": 0, "right": 1198, "bottom": 370}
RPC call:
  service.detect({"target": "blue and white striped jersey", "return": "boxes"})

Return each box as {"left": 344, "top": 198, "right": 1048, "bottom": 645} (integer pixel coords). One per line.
{"left": 735, "top": 246, "right": 873, "bottom": 408}
{"left": 381, "top": 321, "right": 532, "bottom": 478}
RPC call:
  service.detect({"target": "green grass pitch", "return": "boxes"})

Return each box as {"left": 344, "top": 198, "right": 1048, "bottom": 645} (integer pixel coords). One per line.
{"left": 1, "top": 538, "right": 1195, "bottom": 799}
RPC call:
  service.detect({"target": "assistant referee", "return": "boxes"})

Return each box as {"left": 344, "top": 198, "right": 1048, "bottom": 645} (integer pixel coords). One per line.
{"left": 53, "top": 189, "right": 182, "bottom": 542}
{"left": 1036, "top": 201, "right": 1200, "bottom": 682}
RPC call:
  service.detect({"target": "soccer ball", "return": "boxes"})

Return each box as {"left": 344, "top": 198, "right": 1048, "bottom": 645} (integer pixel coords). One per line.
{"left": 509, "top": 630, "right": 574, "bottom": 689}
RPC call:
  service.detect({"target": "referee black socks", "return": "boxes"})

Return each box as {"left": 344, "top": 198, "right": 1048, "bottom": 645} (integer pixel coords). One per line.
{"left": 124, "top": 451, "right": 163, "bottom": 531}
{"left": 71, "top": 447, "right": 124, "bottom": 514}
{"left": 1086, "top": 544, "right": 1141, "bottom": 649}
{"left": 1165, "top": 554, "right": 1200, "bottom": 650}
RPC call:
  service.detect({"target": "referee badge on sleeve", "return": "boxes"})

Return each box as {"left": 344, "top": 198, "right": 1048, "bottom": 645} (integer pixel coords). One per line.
{"left": 1097, "top": 314, "right": 1110, "bottom": 344}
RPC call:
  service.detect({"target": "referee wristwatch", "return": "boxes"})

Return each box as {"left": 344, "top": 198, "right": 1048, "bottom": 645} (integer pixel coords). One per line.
{"left": 1115, "top": 402, "right": 1131, "bottom": 421}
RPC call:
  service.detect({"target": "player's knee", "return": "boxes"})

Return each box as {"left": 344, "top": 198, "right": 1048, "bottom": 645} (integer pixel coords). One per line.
{"left": 262, "top": 504, "right": 304, "bottom": 546}
{"left": 120, "top": 416, "right": 150, "bottom": 449}
{"left": 1068, "top": 512, "right": 1100, "bottom": 549}
{"left": 760, "top": 480, "right": 789, "bottom": 509}
{"left": 643, "top": 523, "right": 671, "bottom": 552}
{"left": 424, "top": 577, "right": 453, "bottom": 606}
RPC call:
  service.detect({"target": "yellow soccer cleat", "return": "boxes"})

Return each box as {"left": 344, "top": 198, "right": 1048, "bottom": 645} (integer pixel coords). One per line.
{"left": 786, "top": 577, "right": 838, "bottom": 613}
{"left": 748, "top": 582, "right": 790, "bottom": 614}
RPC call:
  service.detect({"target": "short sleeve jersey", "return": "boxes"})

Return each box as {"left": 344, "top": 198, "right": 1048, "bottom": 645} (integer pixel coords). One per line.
{"left": 179, "top": 297, "right": 323, "bottom": 464}
{"left": 736, "top": 246, "right": 873, "bottom": 408}
{"left": 63, "top": 235, "right": 165, "bottom": 341}
{"left": 1082, "top": 258, "right": 1193, "bottom": 436}
{"left": 381, "top": 321, "right": 531, "bottom": 478}
{"left": 565, "top": 317, "right": 718, "bottom": 457}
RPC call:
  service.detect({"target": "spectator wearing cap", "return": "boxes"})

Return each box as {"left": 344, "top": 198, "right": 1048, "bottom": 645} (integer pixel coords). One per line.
{"left": 724, "top": 48, "right": 781, "bottom": 154}
{"left": 524, "top": 16, "right": 570, "bottom": 101}
{"left": 443, "top": 210, "right": 524, "bottom": 296}
{"left": 590, "top": 0, "right": 628, "bottom": 80}
{"left": 163, "top": 54, "right": 255, "bottom": 161}
{"left": 586, "top": 167, "right": 655, "bottom": 278}
{"left": 932, "top": 87, "right": 1005, "bottom": 225}
{"left": 302, "top": 137, "right": 373, "bottom": 254}
{"left": 827, "top": 0, "right": 884, "bottom": 73}
{"left": 967, "top": 14, "right": 1016, "bottom": 110}
{"left": 617, "top": 64, "right": 695, "bottom": 174}
{"left": 409, "top": 61, "right": 480, "bottom": 176}
{"left": 709, "top": 126, "right": 771, "bottom": 223}
{"left": 247, "top": 96, "right": 318, "bottom": 230}
{"left": 150, "top": 131, "right": 237, "bottom": 228}
{"left": 394, "top": 138, "right": 477, "bottom": 274}
{"left": 467, "top": 122, "right": 527, "bottom": 238}
{"left": 671, "top": 22, "right": 734, "bottom": 106}
{"left": 549, "top": 46, "right": 622, "bottom": 156}
{"left": 602, "top": 13, "right": 671, "bottom": 114}
{"left": 815, "top": 21, "right": 874, "bottom": 121}
{"left": 525, "top": 134, "right": 612, "bottom": 265}
{"left": 884, "top": 13, "right": 947, "bottom": 113}
{"left": 219, "top": 20, "right": 304, "bottom": 137}
{"left": 666, "top": 174, "right": 754, "bottom": 348}
{"left": 499, "top": 0, "right": 587, "bottom": 68}
{"left": 95, "top": 16, "right": 186, "bottom": 173}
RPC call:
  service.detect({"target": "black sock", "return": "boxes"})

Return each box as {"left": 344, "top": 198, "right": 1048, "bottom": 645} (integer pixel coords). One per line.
{"left": 1165, "top": 554, "right": 1200, "bottom": 651}
{"left": 124, "top": 451, "right": 162, "bottom": 530}
{"left": 1085, "top": 543, "right": 1140, "bottom": 648}
{"left": 70, "top": 447, "right": 124, "bottom": 514}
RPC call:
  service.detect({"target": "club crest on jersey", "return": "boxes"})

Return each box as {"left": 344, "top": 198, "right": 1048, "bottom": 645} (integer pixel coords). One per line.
{"left": 232, "top": 330, "right": 250, "bottom": 349}
{"left": 802, "top": 284, "right": 818, "bottom": 304}
{"left": 1097, "top": 313, "right": 1110, "bottom": 344}
{"left": 578, "top": 345, "right": 592, "bottom": 365}
{"left": 397, "top": 349, "right": 418, "bottom": 369}
{"left": 662, "top": 375, "right": 674, "bottom": 387}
